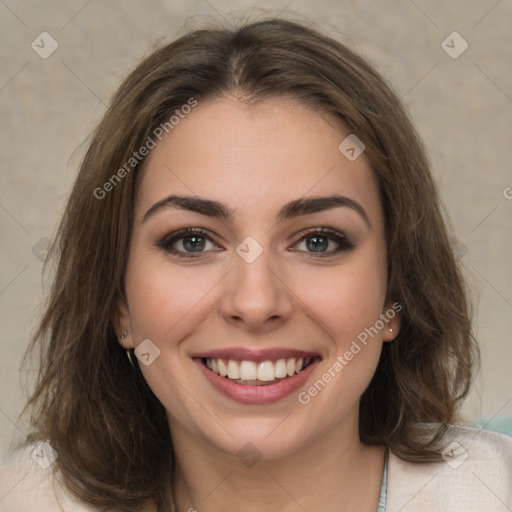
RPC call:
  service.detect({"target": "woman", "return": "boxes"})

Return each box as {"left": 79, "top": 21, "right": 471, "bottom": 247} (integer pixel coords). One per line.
{"left": 1, "top": 18, "right": 511, "bottom": 512}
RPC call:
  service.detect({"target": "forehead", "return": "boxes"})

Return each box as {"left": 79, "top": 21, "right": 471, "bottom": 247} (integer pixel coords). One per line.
{"left": 135, "top": 96, "right": 382, "bottom": 225}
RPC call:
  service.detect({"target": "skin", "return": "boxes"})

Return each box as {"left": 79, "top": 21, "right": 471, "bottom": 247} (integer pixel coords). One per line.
{"left": 113, "top": 95, "right": 401, "bottom": 512}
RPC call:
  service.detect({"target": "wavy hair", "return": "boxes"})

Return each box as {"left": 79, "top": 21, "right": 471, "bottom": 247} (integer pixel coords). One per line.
{"left": 23, "top": 17, "right": 479, "bottom": 511}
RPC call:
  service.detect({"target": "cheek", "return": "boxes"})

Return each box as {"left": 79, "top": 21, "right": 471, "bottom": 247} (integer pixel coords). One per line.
{"left": 295, "top": 270, "right": 386, "bottom": 413}
{"left": 124, "top": 254, "right": 221, "bottom": 341}
{"left": 123, "top": 254, "right": 222, "bottom": 430}
{"left": 294, "top": 257, "right": 388, "bottom": 349}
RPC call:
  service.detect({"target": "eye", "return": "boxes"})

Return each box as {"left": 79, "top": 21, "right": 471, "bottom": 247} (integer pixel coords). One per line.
{"left": 156, "top": 228, "right": 222, "bottom": 257}
{"left": 292, "top": 228, "right": 354, "bottom": 256}
{"left": 157, "top": 227, "right": 353, "bottom": 258}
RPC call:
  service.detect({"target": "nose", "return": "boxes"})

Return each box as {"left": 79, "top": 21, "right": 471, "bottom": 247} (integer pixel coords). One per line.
{"left": 219, "top": 249, "right": 294, "bottom": 333}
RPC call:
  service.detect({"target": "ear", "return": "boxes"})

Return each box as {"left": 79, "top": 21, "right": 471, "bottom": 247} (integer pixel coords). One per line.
{"left": 381, "top": 300, "right": 402, "bottom": 343}
{"left": 111, "top": 295, "right": 134, "bottom": 350}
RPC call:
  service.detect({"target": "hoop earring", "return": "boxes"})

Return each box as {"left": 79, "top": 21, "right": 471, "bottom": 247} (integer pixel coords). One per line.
{"left": 126, "top": 349, "right": 136, "bottom": 368}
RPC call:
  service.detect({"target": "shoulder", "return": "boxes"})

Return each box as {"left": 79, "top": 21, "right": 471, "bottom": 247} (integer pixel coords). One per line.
{"left": 0, "top": 442, "right": 96, "bottom": 512}
{"left": 386, "top": 424, "right": 512, "bottom": 512}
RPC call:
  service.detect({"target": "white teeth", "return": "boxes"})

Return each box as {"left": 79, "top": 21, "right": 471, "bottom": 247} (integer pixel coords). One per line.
{"left": 239, "top": 361, "right": 257, "bottom": 380}
{"left": 218, "top": 359, "right": 228, "bottom": 377}
{"left": 275, "top": 359, "right": 288, "bottom": 378}
{"left": 227, "top": 360, "right": 240, "bottom": 379}
{"left": 204, "top": 356, "right": 314, "bottom": 382}
{"left": 257, "top": 361, "right": 276, "bottom": 381}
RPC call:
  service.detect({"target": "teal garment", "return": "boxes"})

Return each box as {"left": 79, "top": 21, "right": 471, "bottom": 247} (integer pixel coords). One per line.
{"left": 468, "top": 417, "right": 512, "bottom": 437}
{"left": 376, "top": 449, "right": 388, "bottom": 512}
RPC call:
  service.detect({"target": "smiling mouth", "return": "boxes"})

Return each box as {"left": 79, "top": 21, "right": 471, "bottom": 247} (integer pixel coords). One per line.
{"left": 201, "top": 357, "right": 317, "bottom": 386}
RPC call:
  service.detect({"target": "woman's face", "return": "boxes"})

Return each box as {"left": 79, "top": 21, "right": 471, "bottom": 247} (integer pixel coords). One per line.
{"left": 114, "top": 96, "right": 400, "bottom": 459}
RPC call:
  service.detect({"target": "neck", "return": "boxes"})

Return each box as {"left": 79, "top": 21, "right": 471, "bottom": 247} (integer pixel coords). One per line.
{"left": 169, "top": 417, "right": 386, "bottom": 512}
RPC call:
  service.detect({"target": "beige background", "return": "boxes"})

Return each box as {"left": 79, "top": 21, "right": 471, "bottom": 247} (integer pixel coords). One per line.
{"left": 1, "top": 0, "right": 511, "bottom": 458}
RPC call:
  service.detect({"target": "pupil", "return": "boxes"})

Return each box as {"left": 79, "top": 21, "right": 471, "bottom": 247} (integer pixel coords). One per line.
{"left": 307, "top": 236, "right": 328, "bottom": 252}
{"left": 183, "top": 236, "right": 205, "bottom": 252}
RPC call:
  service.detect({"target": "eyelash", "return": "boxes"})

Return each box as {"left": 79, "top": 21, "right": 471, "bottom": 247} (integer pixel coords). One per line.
{"left": 156, "top": 227, "right": 355, "bottom": 259}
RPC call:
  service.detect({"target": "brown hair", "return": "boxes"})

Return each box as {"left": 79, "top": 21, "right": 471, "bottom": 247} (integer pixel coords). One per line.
{"left": 23, "top": 17, "right": 479, "bottom": 511}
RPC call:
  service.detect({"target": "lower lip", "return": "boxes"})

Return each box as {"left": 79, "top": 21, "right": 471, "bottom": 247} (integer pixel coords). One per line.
{"left": 194, "top": 358, "right": 320, "bottom": 404}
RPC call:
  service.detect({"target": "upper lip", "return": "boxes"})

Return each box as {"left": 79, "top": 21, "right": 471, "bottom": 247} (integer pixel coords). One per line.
{"left": 192, "top": 348, "right": 321, "bottom": 363}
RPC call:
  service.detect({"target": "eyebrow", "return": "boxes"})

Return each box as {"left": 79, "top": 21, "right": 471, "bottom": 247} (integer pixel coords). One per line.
{"left": 143, "top": 194, "right": 370, "bottom": 227}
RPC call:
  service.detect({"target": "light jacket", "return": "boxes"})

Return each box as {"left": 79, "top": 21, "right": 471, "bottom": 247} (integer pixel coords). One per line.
{"left": 1, "top": 424, "right": 511, "bottom": 511}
